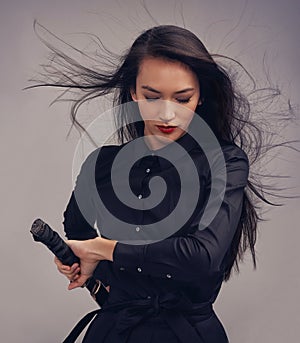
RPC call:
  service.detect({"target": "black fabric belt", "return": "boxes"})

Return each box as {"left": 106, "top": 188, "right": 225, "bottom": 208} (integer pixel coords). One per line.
{"left": 63, "top": 310, "right": 100, "bottom": 343}
{"left": 102, "top": 292, "right": 212, "bottom": 342}
{"left": 63, "top": 291, "right": 213, "bottom": 343}
{"left": 63, "top": 277, "right": 106, "bottom": 343}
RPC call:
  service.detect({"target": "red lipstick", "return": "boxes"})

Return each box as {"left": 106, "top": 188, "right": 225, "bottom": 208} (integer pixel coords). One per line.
{"left": 156, "top": 125, "right": 177, "bottom": 133}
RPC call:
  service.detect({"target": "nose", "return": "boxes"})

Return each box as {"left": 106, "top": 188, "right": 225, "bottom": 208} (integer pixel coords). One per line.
{"left": 158, "top": 101, "right": 176, "bottom": 123}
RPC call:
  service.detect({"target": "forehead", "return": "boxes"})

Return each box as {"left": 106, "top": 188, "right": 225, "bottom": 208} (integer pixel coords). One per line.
{"left": 137, "top": 57, "right": 199, "bottom": 88}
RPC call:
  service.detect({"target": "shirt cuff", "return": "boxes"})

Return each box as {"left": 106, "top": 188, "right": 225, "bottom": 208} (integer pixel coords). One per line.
{"left": 112, "top": 240, "right": 178, "bottom": 281}
{"left": 113, "top": 242, "right": 146, "bottom": 274}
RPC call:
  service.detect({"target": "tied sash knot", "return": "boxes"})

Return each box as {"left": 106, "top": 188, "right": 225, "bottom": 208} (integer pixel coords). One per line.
{"left": 101, "top": 292, "right": 212, "bottom": 342}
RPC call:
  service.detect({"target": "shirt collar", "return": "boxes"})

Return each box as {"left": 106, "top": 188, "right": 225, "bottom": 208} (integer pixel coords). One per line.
{"left": 132, "top": 131, "right": 199, "bottom": 170}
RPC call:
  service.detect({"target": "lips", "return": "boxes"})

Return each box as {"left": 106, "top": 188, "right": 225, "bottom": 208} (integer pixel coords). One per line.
{"left": 156, "top": 125, "right": 177, "bottom": 133}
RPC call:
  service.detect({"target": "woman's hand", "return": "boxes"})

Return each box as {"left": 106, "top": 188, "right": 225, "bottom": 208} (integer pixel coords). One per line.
{"left": 54, "top": 257, "right": 81, "bottom": 282}
{"left": 65, "top": 237, "right": 117, "bottom": 290}
{"left": 65, "top": 239, "right": 98, "bottom": 290}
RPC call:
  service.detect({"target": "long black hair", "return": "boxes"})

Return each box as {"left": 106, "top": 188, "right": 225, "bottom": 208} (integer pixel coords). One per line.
{"left": 28, "top": 22, "right": 297, "bottom": 281}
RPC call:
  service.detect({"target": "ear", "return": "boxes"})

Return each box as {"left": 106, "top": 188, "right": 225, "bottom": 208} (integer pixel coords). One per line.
{"left": 130, "top": 88, "right": 137, "bottom": 102}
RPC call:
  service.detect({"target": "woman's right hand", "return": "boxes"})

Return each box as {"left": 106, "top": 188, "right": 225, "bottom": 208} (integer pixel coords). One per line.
{"left": 54, "top": 256, "right": 81, "bottom": 282}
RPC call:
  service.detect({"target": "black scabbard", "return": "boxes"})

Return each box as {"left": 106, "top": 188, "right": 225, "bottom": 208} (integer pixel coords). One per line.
{"left": 83, "top": 277, "right": 109, "bottom": 307}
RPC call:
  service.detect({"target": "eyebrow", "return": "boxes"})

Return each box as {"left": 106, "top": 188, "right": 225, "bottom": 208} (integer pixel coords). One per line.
{"left": 141, "top": 85, "right": 195, "bottom": 94}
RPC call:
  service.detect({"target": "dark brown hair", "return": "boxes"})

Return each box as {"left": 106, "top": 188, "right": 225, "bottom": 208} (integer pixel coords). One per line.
{"left": 28, "top": 23, "right": 297, "bottom": 281}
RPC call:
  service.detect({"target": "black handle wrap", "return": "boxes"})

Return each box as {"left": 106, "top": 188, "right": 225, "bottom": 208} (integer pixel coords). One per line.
{"left": 30, "top": 218, "right": 80, "bottom": 266}
{"left": 30, "top": 218, "right": 109, "bottom": 307}
{"left": 30, "top": 218, "right": 110, "bottom": 342}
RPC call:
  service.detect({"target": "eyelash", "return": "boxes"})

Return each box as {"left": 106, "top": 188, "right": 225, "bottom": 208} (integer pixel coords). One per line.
{"left": 144, "top": 96, "right": 191, "bottom": 104}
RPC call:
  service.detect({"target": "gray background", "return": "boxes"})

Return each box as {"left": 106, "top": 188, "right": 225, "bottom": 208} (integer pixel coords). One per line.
{"left": 1, "top": 0, "right": 299, "bottom": 342}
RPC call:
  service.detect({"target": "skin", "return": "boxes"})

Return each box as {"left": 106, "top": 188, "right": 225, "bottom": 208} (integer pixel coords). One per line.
{"left": 55, "top": 56, "right": 202, "bottom": 290}
{"left": 55, "top": 239, "right": 117, "bottom": 290}
{"left": 131, "top": 57, "right": 201, "bottom": 150}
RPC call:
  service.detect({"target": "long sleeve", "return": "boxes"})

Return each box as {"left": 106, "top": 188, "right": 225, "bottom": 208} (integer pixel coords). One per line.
{"left": 62, "top": 150, "right": 99, "bottom": 240}
{"left": 112, "top": 145, "right": 249, "bottom": 284}
{"left": 63, "top": 192, "right": 98, "bottom": 240}
{"left": 62, "top": 148, "right": 111, "bottom": 285}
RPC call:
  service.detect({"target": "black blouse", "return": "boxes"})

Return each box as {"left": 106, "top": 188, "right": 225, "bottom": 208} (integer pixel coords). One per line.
{"left": 63, "top": 132, "right": 249, "bottom": 343}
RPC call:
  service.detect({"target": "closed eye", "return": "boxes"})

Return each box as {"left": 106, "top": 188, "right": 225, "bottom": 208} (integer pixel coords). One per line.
{"left": 145, "top": 96, "right": 159, "bottom": 102}
{"left": 177, "top": 98, "right": 191, "bottom": 104}
{"left": 145, "top": 96, "right": 191, "bottom": 104}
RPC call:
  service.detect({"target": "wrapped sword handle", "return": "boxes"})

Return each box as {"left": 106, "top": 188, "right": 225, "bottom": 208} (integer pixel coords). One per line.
{"left": 30, "top": 218, "right": 80, "bottom": 266}
{"left": 30, "top": 218, "right": 108, "bottom": 306}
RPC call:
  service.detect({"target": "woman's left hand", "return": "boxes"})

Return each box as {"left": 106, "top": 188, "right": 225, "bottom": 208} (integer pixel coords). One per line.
{"left": 66, "top": 237, "right": 117, "bottom": 290}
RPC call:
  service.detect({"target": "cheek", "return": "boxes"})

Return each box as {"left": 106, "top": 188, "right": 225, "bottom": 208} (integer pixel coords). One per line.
{"left": 183, "top": 113, "right": 195, "bottom": 128}
{"left": 181, "top": 101, "right": 199, "bottom": 124}
{"left": 178, "top": 105, "right": 196, "bottom": 123}
{"left": 188, "top": 98, "right": 200, "bottom": 112}
{"left": 137, "top": 101, "right": 160, "bottom": 121}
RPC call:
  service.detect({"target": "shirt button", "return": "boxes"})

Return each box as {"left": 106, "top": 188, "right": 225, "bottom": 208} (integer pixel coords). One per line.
{"left": 120, "top": 267, "right": 125, "bottom": 271}
{"left": 146, "top": 168, "right": 151, "bottom": 173}
{"left": 136, "top": 226, "right": 141, "bottom": 232}
{"left": 138, "top": 194, "right": 142, "bottom": 199}
{"left": 137, "top": 267, "right": 142, "bottom": 272}
{"left": 166, "top": 274, "right": 172, "bottom": 279}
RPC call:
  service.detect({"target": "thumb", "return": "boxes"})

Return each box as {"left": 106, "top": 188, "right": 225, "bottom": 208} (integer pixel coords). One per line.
{"left": 68, "top": 274, "right": 89, "bottom": 290}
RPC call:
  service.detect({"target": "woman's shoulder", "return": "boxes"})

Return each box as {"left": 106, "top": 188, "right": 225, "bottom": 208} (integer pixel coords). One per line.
{"left": 191, "top": 138, "right": 249, "bottom": 171}
{"left": 75, "top": 144, "right": 125, "bottom": 179}
{"left": 218, "top": 140, "right": 250, "bottom": 185}
{"left": 219, "top": 139, "right": 249, "bottom": 164}
{"left": 98, "top": 143, "right": 124, "bottom": 159}
{"left": 83, "top": 143, "right": 126, "bottom": 163}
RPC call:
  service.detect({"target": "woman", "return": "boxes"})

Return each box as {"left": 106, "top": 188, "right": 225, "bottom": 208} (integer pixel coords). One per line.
{"left": 35, "top": 24, "right": 286, "bottom": 342}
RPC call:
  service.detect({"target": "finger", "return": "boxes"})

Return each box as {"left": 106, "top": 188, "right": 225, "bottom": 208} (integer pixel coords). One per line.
{"left": 67, "top": 267, "right": 81, "bottom": 280}
{"left": 54, "top": 256, "right": 64, "bottom": 268}
{"left": 68, "top": 275, "right": 89, "bottom": 290}
{"left": 70, "top": 263, "right": 80, "bottom": 271}
{"left": 72, "top": 273, "right": 80, "bottom": 281}
{"left": 55, "top": 257, "right": 69, "bottom": 271}
{"left": 57, "top": 265, "right": 80, "bottom": 279}
{"left": 62, "top": 264, "right": 78, "bottom": 274}
{"left": 54, "top": 256, "right": 79, "bottom": 268}
{"left": 55, "top": 258, "right": 79, "bottom": 273}
{"left": 62, "top": 262, "right": 79, "bottom": 271}
{"left": 57, "top": 265, "right": 71, "bottom": 274}
{"left": 64, "top": 267, "right": 80, "bottom": 278}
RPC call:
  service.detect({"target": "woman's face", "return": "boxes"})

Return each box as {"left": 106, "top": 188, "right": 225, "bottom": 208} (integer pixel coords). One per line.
{"left": 130, "top": 57, "right": 201, "bottom": 150}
